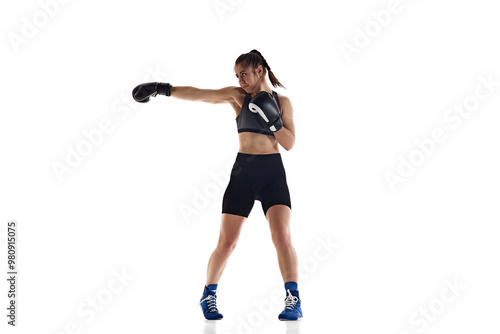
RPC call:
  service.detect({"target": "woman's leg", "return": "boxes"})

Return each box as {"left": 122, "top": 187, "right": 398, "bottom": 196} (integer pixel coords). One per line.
{"left": 267, "top": 204, "right": 303, "bottom": 320}
{"left": 206, "top": 213, "right": 247, "bottom": 285}
{"left": 266, "top": 205, "right": 298, "bottom": 283}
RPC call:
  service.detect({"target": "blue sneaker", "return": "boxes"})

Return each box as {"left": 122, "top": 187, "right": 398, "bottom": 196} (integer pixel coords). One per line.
{"left": 200, "top": 286, "right": 223, "bottom": 320}
{"left": 278, "top": 289, "right": 303, "bottom": 321}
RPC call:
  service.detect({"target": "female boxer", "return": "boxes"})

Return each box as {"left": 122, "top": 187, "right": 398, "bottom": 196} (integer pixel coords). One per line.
{"left": 132, "top": 50, "right": 302, "bottom": 321}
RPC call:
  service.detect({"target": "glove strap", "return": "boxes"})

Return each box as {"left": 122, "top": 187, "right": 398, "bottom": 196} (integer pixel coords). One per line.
{"left": 157, "top": 83, "right": 172, "bottom": 96}
{"left": 268, "top": 115, "right": 283, "bottom": 132}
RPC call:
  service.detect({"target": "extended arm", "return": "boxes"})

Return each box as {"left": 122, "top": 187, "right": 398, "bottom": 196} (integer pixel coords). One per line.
{"left": 132, "top": 82, "right": 242, "bottom": 105}
{"left": 170, "top": 86, "right": 240, "bottom": 104}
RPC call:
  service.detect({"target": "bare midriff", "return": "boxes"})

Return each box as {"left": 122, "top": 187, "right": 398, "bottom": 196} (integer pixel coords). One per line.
{"left": 238, "top": 132, "right": 280, "bottom": 155}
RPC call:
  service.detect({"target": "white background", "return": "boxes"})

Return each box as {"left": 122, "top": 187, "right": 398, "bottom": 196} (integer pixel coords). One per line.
{"left": 1, "top": 0, "right": 500, "bottom": 333}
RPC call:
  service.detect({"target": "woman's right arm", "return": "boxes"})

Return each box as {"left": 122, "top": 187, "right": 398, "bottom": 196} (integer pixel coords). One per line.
{"left": 171, "top": 86, "right": 242, "bottom": 104}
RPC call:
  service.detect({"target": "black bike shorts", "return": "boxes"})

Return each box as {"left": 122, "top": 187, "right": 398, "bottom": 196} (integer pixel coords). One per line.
{"left": 222, "top": 153, "right": 292, "bottom": 218}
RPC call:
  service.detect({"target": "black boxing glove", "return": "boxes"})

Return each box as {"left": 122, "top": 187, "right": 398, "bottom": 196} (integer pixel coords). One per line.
{"left": 248, "top": 91, "right": 283, "bottom": 132}
{"left": 132, "top": 82, "right": 172, "bottom": 103}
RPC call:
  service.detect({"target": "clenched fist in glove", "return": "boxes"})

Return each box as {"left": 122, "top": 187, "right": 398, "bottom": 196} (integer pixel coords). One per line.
{"left": 132, "top": 82, "right": 172, "bottom": 103}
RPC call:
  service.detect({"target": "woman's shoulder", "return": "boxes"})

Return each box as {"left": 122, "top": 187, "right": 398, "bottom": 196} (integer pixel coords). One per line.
{"left": 224, "top": 86, "right": 246, "bottom": 107}
{"left": 217, "top": 86, "right": 246, "bottom": 97}
{"left": 275, "top": 92, "right": 292, "bottom": 108}
{"left": 275, "top": 91, "right": 289, "bottom": 99}
{"left": 227, "top": 86, "right": 246, "bottom": 95}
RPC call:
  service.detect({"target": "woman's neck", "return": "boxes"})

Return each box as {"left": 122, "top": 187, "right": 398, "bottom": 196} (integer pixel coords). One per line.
{"left": 251, "top": 83, "right": 273, "bottom": 97}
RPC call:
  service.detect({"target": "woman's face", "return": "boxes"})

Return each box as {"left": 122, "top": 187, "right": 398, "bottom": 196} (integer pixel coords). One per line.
{"left": 234, "top": 64, "right": 263, "bottom": 93}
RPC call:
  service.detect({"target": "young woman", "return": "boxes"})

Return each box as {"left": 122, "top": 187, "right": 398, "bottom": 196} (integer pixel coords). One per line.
{"left": 132, "top": 50, "right": 302, "bottom": 321}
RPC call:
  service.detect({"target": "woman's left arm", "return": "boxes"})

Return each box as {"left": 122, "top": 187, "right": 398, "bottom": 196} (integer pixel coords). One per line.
{"left": 274, "top": 96, "right": 296, "bottom": 151}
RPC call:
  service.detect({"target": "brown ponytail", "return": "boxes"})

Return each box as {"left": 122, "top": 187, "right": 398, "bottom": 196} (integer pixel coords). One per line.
{"left": 235, "top": 49, "right": 285, "bottom": 89}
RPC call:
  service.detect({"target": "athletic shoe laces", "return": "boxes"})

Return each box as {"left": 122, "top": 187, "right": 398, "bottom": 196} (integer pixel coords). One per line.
{"left": 201, "top": 293, "right": 219, "bottom": 312}
{"left": 284, "top": 289, "right": 298, "bottom": 310}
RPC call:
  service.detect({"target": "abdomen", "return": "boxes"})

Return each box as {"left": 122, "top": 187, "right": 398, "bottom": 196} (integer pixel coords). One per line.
{"left": 238, "top": 132, "right": 279, "bottom": 154}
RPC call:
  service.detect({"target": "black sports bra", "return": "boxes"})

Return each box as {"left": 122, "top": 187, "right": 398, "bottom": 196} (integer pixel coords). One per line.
{"left": 236, "top": 91, "right": 281, "bottom": 136}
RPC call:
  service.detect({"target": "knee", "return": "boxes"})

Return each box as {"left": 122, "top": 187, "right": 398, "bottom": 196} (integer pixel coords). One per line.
{"left": 217, "top": 240, "right": 237, "bottom": 256}
{"left": 272, "top": 232, "right": 292, "bottom": 249}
